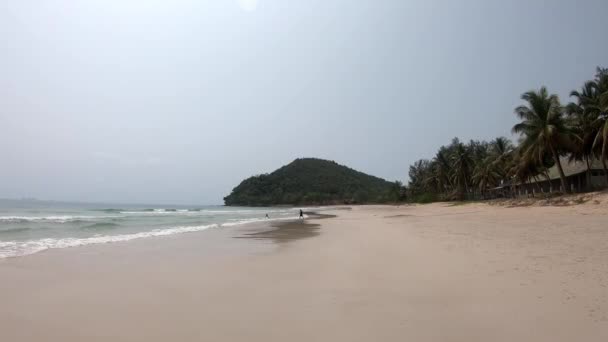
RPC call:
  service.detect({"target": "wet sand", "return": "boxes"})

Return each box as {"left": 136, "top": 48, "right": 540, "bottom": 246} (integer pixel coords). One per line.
{"left": 237, "top": 212, "right": 335, "bottom": 242}
{"left": 2, "top": 202, "right": 608, "bottom": 341}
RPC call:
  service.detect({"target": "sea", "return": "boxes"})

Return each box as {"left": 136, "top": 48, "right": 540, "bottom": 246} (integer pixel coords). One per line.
{"left": 0, "top": 199, "right": 311, "bottom": 259}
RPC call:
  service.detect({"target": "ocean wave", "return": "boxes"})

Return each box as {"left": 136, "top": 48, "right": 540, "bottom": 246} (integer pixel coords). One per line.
{"left": 219, "top": 215, "right": 304, "bottom": 227}
{"left": 0, "top": 215, "right": 121, "bottom": 223}
{"left": 97, "top": 208, "right": 123, "bottom": 213}
{"left": 202, "top": 209, "right": 299, "bottom": 215}
{"left": 94, "top": 208, "right": 302, "bottom": 216}
{"left": 118, "top": 211, "right": 187, "bottom": 215}
{"left": 0, "top": 227, "right": 32, "bottom": 234}
{"left": 0, "top": 208, "right": 317, "bottom": 258}
{"left": 117, "top": 209, "right": 201, "bottom": 212}
{"left": 80, "top": 222, "right": 121, "bottom": 230}
{"left": 116, "top": 209, "right": 266, "bottom": 215}
{"left": 0, "top": 224, "right": 218, "bottom": 258}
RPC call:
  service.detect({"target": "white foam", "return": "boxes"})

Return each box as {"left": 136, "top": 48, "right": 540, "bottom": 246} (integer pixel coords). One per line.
{"left": 202, "top": 209, "right": 261, "bottom": 214}
{"left": 0, "top": 215, "right": 121, "bottom": 223}
{"left": 0, "top": 208, "right": 323, "bottom": 258}
{"left": 0, "top": 224, "right": 218, "bottom": 258}
{"left": 119, "top": 210, "right": 200, "bottom": 215}
{"left": 117, "top": 209, "right": 294, "bottom": 216}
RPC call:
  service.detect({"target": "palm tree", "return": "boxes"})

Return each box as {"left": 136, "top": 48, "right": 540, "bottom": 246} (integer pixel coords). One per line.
{"left": 567, "top": 81, "right": 602, "bottom": 187}
{"left": 508, "top": 148, "right": 535, "bottom": 194}
{"left": 590, "top": 68, "right": 608, "bottom": 184}
{"left": 512, "top": 87, "right": 574, "bottom": 193}
{"left": 472, "top": 156, "right": 501, "bottom": 198}
{"left": 470, "top": 138, "right": 513, "bottom": 198}
{"left": 408, "top": 159, "right": 433, "bottom": 195}
{"left": 450, "top": 142, "right": 473, "bottom": 199}
{"left": 491, "top": 137, "right": 514, "bottom": 156}
{"left": 430, "top": 148, "right": 453, "bottom": 197}
{"left": 489, "top": 137, "right": 514, "bottom": 181}
{"left": 507, "top": 143, "right": 553, "bottom": 196}
{"left": 596, "top": 67, "right": 608, "bottom": 110}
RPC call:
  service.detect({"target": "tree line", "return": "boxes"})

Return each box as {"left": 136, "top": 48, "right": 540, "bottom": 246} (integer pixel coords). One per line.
{"left": 408, "top": 67, "right": 608, "bottom": 202}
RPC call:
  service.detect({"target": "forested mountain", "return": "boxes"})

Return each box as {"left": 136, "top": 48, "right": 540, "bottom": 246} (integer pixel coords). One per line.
{"left": 224, "top": 158, "right": 402, "bottom": 206}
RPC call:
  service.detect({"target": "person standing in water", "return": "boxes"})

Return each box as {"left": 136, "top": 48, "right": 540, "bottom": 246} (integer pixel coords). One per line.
{"left": 299, "top": 209, "right": 304, "bottom": 220}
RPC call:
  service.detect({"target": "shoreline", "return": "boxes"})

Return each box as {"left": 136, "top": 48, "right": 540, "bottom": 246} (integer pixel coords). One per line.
{"left": 2, "top": 203, "right": 608, "bottom": 341}
{"left": 0, "top": 211, "right": 317, "bottom": 260}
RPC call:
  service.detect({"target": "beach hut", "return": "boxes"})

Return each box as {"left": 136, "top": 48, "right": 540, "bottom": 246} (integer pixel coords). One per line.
{"left": 510, "top": 157, "right": 608, "bottom": 196}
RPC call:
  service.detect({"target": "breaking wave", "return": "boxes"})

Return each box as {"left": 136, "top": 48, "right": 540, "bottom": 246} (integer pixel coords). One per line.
{"left": 80, "top": 222, "right": 121, "bottom": 231}
{"left": 0, "top": 224, "right": 219, "bottom": 258}
{"left": 0, "top": 215, "right": 121, "bottom": 223}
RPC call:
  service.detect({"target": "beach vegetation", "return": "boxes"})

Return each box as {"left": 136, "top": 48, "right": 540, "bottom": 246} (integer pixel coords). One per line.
{"left": 407, "top": 66, "right": 608, "bottom": 201}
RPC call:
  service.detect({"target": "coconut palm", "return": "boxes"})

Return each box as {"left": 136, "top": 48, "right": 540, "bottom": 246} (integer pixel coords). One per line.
{"left": 408, "top": 159, "right": 433, "bottom": 195}
{"left": 512, "top": 87, "right": 574, "bottom": 193}
{"left": 491, "top": 137, "right": 514, "bottom": 157}
{"left": 450, "top": 142, "right": 474, "bottom": 199}
{"left": 590, "top": 68, "right": 608, "bottom": 183}
{"left": 429, "top": 148, "right": 453, "bottom": 197}
{"left": 596, "top": 67, "right": 608, "bottom": 110}
{"left": 507, "top": 143, "right": 552, "bottom": 196}
{"left": 472, "top": 156, "right": 501, "bottom": 198}
{"left": 489, "top": 137, "right": 514, "bottom": 180}
{"left": 567, "top": 81, "right": 602, "bottom": 186}
{"left": 508, "top": 148, "right": 535, "bottom": 194}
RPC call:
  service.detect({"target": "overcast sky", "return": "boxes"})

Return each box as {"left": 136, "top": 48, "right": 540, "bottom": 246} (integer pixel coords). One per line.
{"left": 1, "top": 0, "right": 607, "bottom": 205}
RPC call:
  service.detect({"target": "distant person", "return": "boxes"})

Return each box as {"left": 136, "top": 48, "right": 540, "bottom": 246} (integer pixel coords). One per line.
{"left": 299, "top": 209, "right": 304, "bottom": 220}
{"left": 265, "top": 213, "right": 269, "bottom": 219}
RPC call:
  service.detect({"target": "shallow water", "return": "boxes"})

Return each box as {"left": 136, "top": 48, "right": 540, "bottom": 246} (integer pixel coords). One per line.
{"left": 0, "top": 201, "right": 317, "bottom": 258}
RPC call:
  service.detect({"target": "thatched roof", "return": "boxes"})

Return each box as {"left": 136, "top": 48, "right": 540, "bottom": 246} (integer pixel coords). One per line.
{"left": 490, "top": 157, "right": 605, "bottom": 190}
{"left": 545, "top": 157, "right": 605, "bottom": 180}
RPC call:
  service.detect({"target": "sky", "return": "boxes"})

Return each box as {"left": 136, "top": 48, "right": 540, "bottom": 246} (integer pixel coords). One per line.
{"left": 1, "top": 0, "right": 607, "bottom": 205}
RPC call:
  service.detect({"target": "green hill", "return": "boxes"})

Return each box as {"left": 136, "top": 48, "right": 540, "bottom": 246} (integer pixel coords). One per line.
{"left": 224, "top": 158, "right": 401, "bottom": 206}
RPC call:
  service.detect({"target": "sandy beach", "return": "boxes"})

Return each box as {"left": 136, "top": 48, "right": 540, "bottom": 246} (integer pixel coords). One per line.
{"left": 2, "top": 200, "right": 608, "bottom": 341}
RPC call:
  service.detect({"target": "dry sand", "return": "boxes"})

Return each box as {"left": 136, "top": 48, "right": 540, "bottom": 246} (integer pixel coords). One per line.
{"left": 2, "top": 200, "right": 608, "bottom": 341}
